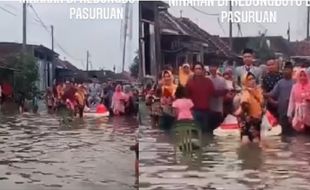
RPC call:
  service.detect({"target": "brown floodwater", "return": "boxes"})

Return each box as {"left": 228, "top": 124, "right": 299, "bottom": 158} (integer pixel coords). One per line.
{"left": 0, "top": 102, "right": 138, "bottom": 190}
{"left": 139, "top": 103, "right": 310, "bottom": 190}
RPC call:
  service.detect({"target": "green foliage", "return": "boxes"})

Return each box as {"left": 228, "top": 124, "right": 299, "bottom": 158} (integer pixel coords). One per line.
{"left": 129, "top": 52, "right": 139, "bottom": 78}
{"left": 9, "top": 54, "right": 39, "bottom": 99}
{"left": 246, "top": 34, "right": 275, "bottom": 62}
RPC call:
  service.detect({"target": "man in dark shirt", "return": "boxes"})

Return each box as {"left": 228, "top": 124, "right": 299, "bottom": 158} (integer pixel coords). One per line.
{"left": 262, "top": 58, "right": 282, "bottom": 92}
{"left": 103, "top": 79, "right": 114, "bottom": 114}
{"left": 262, "top": 57, "right": 282, "bottom": 117}
{"left": 186, "top": 62, "right": 215, "bottom": 132}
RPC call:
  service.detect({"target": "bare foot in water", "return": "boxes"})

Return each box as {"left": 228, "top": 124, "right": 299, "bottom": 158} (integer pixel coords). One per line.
{"left": 252, "top": 138, "right": 260, "bottom": 144}
{"left": 241, "top": 136, "right": 250, "bottom": 144}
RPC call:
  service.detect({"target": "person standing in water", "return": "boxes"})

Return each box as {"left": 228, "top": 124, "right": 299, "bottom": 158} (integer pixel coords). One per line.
{"left": 103, "top": 79, "right": 114, "bottom": 114}
{"left": 17, "top": 91, "right": 26, "bottom": 113}
{"left": 265, "top": 62, "right": 294, "bottom": 134}
{"left": 234, "top": 48, "right": 263, "bottom": 89}
{"left": 235, "top": 72, "right": 264, "bottom": 143}
{"left": 208, "top": 60, "right": 229, "bottom": 130}
{"left": 88, "top": 77, "right": 101, "bottom": 106}
{"left": 0, "top": 83, "right": 2, "bottom": 105}
{"left": 159, "top": 70, "right": 177, "bottom": 129}
{"left": 262, "top": 57, "right": 282, "bottom": 118}
{"left": 287, "top": 68, "right": 310, "bottom": 133}
{"left": 111, "top": 84, "right": 127, "bottom": 115}
{"left": 178, "top": 63, "right": 193, "bottom": 87}
{"left": 172, "top": 85, "right": 194, "bottom": 123}
{"left": 186, "top": 62, "right": 215, "bottom": 132}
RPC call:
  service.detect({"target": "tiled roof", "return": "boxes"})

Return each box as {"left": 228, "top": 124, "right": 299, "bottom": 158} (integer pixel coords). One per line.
{"left": 221, "top": 36, "right": 293, "bottom": 56}
{"left": 0, "top": 42, "right": 57, "bottom": 57}
{"left": 177, "top": 17, "right": 233, "bottom": 57}
{"left": 0, "top": 59, "right": 15, "bottom": 70}
{"left": 290, "top": 40, "right": 310, "bottom": 56}
{"left": 159, "top": 11, "right": 234, "bottom": 57}
{"left": 0, "top": 42, "right": 79, "bottom": 72}
{"left": 55, "top": 58, "right": 79, "bottom": 71}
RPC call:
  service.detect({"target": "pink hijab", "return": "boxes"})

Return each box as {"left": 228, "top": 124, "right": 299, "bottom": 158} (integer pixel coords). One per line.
{"left": 288, "top": 69, "right": 310, "bottom": 131}
{"left": 294, "top": 68, "right": 310, "bottom": 93}
{"left": 113, "top": 85, "right": 124, "bottom": 100}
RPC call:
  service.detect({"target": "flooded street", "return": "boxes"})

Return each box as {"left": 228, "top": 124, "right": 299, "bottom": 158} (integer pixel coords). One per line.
{"left": 139, "top": 104, "right": 310, "bottom": 190}
{"left": 0, "top": 104, "right": 138, "bottom": 190}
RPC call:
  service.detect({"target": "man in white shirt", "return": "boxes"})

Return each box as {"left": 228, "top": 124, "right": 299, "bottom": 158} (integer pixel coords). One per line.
{"left": 234, "top": 48, "right": 263, "bottom": 89}
{"left": 208, "top": 60, "right": 229, "bottom": 130}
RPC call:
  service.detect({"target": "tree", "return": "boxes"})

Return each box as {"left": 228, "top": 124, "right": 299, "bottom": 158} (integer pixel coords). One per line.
{"left": 129, "top": 53, "right": 139, "bottom": 78}
{"left": 8, "top": 54, "right": 39, "bottom": 99}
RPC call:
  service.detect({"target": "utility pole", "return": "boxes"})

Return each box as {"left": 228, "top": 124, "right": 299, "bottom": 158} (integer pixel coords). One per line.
{"left": 138, "top": 2, "right": 144, "bottom": 80}
{"left": 287, "top": 22, "right": 290, "bottom": 42}
{"left": 154, "top": 4, "right": 161, "bottom": 79}
{"left": 307, "top": 6, "right": 310, "bottom": 40}
{"left": 86, "top": 50, "right": 89, "bottom": 71}
{"left": 229, "top": 0, "right": 233, "bottom": 50}
{"left": 22, "top": 2, "right": 27, "bottom": 54}
{"left": 51, "top": 25, "right": 55, "bottom": 86}
{"left": 122, "top": 3, "right": 129, "bottom": 73}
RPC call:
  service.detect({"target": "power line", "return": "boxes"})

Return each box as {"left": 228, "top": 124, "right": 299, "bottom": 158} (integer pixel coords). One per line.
{"left": 0, "top": 6, "right": 17, "bottom": 16}
{"left": 28, "top": 3, "right": 84, "bottom": 64}
{"left": 217, "top": 17, "right": 226, "bottom": 35}
{"left": 4, "top": 4, "right": 18, "bottom": 12}
{"left": 28, "top": 4, "right": 49, "bottom": 32}
{"left": 190, "top": 6, "right": 220, "bottom": 16}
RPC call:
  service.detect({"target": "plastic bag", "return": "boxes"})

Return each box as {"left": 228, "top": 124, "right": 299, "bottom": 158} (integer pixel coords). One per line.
{"left": 261, "top": 111, "right": 282, "bottom": 136}
{"left": 213, "top": 114, "right": 240, "bottom": 137}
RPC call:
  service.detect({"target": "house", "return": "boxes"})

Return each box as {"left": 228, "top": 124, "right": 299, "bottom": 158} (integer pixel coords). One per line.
{"left": 84, "top": 70, "right": 136, "bottom": 83}
{"left": 160, "top": 11, "right": 234, "bottom": 70}
{"left": 0, "top": 42, "right": 57, "bottom": 91}
{"left": 139, "top": 1, "right": 168, "bottom": 79}
{"left": 290, "top": 40, "right": 310, "bottom": 66}
{"left": 139, "top": 1, "right": 235, "bottom": 79}
{"left": 221, "top": 36, "right": 293, "bottom": 61}
{"left": 55, "top": 58, "right": 85, "bottom": 83}
{"left": 0, "top": 59, "right": 15, "bottom": 88}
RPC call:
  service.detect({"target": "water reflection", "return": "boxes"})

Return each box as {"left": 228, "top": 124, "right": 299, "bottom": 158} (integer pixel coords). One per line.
{"left": 140, "top": 109, "right": 310, "bottom": 190}
{"left": 0, "top": 104, "right": 138, "bottom": 190}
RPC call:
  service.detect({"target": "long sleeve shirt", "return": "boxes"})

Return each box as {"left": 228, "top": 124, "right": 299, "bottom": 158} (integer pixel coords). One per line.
{"left": 186, "top": 75, "right": 215, "bottom": 111}
{"left": 234, "top": 65, "right": 263, "bottom": 88}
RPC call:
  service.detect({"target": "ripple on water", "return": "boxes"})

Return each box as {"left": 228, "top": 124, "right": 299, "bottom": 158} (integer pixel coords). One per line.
{"left": 0, "top": 110, "right": 138, "bottom": 190}
{"left": 139, "top": 106, "right": 310, "bottom": 190}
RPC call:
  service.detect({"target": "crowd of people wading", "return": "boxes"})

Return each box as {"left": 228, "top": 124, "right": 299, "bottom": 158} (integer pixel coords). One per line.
{"left": 144, "top": 48, "right": 310, "bottom": 143}
{"left": 45, "top": 78, "right": 139, "bottom": 118}
{"left": 0, "top": 77, "right": 139, "bottom": 118}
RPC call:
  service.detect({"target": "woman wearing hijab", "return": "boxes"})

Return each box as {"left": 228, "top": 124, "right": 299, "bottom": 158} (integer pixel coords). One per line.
{"left": 287, "top": 69, "right": 310, "bottom": 132}
{"left": 74, "top": 85, "right": 87, "bottom": 118}
{"left": 235, "top": 72, "right": 264, "bottom": 143}
{"left": 111, "top": 84, "right": 127, "bottom": 115}
{"left": 160, "top": 70, "right": 177, "bottom": 129}
{"left": 178, "top": 63, "right": 193, "bottom": 87}
{"left": 161, "top": 70, "right": 177, "bottom": 97}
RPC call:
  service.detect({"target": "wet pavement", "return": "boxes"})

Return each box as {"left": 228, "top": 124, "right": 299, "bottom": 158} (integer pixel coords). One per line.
{"left": 139, "top": 103, "right": 310, "bottom": 190}
{"left": 0, "top": 103, "right": 138, "bottom": 190}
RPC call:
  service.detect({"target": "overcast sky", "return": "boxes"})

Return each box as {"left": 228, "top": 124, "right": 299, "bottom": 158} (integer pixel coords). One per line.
{"left": 168, "top": 3, "right": 308, "bottom": 41}
{"left": 0, "top": 1, "right": 138, "bottom": 72}
{"left": 1, "top": 1, "right": 308, "bottom": 71}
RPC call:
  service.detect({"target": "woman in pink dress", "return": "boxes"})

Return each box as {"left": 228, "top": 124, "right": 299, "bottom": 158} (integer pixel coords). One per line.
{"left": 111, "top": 85, "right": 127, "bottom": 115}
{"left": 287, "top": 68, "right": 310, "bottom": 132}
